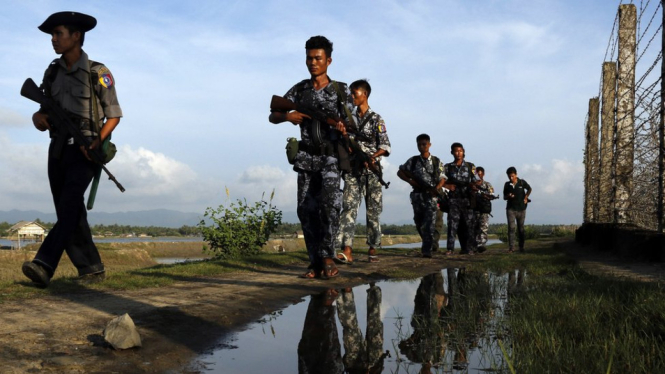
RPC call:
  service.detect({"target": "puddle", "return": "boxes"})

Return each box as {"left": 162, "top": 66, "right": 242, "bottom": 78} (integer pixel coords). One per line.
{"left": 383, "top": 238, "right": 503, "bottom": 249}
{"left": 154, "top": 257, "right": 209, "bottom": 264}
{"left": 188, "top": 268, "right": 526, "bottom": 373}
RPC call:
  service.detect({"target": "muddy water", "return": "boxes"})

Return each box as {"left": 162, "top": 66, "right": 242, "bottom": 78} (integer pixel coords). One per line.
{"left": 189, "top": 268, "right": 526, "bottom": 373}
{"left": 383, "top": 238, "right": 502, "bottom": 249}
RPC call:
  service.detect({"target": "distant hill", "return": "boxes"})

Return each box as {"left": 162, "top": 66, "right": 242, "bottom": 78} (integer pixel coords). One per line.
{"left": 0, "top": 209, "right": 202, "bottom": 228}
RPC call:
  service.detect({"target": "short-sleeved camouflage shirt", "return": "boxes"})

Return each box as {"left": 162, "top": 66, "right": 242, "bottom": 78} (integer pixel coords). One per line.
{"left": 443, "top": 160, "right": 478, "bottom": 198}
{"left": 283, "top": 78, "right": 353, "bottom": 172}
{"left": 350, "top": 107, "right": 391, "bottom": 174}
{"left": 399, "top": 154, "right": 446, "bottom": 191}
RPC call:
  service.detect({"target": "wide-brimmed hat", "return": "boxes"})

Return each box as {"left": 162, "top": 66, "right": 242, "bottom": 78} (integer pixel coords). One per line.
{"left": 38, "top": 11, "right": 96, "bottom": 33}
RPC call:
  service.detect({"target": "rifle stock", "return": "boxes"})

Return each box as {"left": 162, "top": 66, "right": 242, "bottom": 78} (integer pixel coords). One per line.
{"left": 20, "top": 78, "right": 125, "bottom": 193}
{"left": 270, "top": 95, "right": 370, "bottom": 142}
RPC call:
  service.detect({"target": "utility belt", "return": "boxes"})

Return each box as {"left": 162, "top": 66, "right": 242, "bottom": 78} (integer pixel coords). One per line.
{"left": 298, "top": 140, "right": 336, "bottom": 157}
{"left": 49, "top": 115, "right": 96, "bottom": 139}
{"left": 48, "top": 114, "right": 96, "bottom": 158}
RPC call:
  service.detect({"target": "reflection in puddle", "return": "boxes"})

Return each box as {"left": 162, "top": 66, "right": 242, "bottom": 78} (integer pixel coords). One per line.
{"left": 153, "top": 257, "right": 208, "bottom": 264}
{"left": 383, "top": 238, "right": 502, "bottom": 249}
{"left": 189, "top": 269, "right": 526, "bottom": 373}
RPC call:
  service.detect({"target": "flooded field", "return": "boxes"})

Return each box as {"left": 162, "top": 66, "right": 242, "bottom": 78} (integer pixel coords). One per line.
{"left": 189, "top": 268, "right": 525, "bottom": 373}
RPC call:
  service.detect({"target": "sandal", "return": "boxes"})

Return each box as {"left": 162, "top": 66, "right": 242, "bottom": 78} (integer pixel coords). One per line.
{"left": 299, "top": 269, "right": 320, "bottom": 279}
{"left": 334, "top": 246, "right": 354, "bottom": 264}
{"left": 321, "top": 259, "right": 339, "bottom": 279}
{"left": 445, "top": 250, "right": 453, "bottom": 256}
{"left": 368, "top": 248, "right": 379, "bottom": 263}
{"left": 334, "top": 252, "right": 353, "bottom": 265}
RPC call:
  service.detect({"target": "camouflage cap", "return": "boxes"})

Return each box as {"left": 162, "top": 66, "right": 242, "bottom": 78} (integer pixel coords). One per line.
{"left": 38, "top": 11, "right": 97, "bottom": 33}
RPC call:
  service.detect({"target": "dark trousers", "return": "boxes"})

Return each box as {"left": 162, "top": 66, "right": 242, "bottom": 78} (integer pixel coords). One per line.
{"left": 296, "top": 163, "right": 342, "bottom": 271}
{"left": 33, "top": 141, "right": 104, "bottom": 277}
{"left": 506, "top": 209, "right": 526, "bottom": 250}
{"left": 447, "top": 198, "right": 475, "bottom": 252}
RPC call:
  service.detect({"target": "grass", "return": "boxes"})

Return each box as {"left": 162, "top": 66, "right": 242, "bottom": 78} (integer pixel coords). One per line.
{"left": 470, "top": 240, "right": 665, "bottom": 373}
{"left": 382, "top": 238, "right": 665, "bottom": 373}
{"left": 4, "top": 236, "right": 665, "bottom": 373}
{"left": 505, "top": 266, "right": 665, "bottom": 373}
{"left": 0, "top": 242, "right": 309, "bottom": 301}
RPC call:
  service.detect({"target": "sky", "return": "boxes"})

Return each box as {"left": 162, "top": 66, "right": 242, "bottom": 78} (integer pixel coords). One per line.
{"left": 0, "top": 0, "right": 640, "bottom": 225}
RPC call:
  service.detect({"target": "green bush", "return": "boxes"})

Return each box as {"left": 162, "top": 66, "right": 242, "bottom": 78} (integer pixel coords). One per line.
{"left": 198, "top": 191, "right": 282, "bottom": 259}
{"left": 551, "top": 225, "right": 576, "bottom": 237}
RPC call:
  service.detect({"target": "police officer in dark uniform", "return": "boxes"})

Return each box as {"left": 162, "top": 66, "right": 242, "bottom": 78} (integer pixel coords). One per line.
{"left": 269, "top": 36, "right": 352, "bottom": 280}
{"left": 22, "top": 11, "right": 122, "bottom": 287}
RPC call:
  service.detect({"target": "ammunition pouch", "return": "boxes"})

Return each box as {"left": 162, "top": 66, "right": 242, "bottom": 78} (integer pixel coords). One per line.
{"left": 286, "top": 137, "right": 298, "bottom": 164}
{"left": 336, "top": 140, "right": 351, "bottom": 172}
{"left": 298, "top": 140, "right": 335, "bottom": 157}
{"left": 102, "top": 138, "right": 116, "bottom": 164}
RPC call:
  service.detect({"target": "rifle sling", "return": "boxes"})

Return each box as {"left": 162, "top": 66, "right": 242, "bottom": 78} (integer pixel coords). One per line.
{"left": 87, "top": 61, "right": 105, "bottom": 210}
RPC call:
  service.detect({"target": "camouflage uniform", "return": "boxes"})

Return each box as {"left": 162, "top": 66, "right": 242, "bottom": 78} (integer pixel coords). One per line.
{"left": 443, "top": 161, "right": 478, "bottom": 253}
{"left": 399, "top": 272, "right": 447, "bottom": 364}
{"left": 336, "top": 284, "right": 384, "bottom": 371}
{"left": 283, "top": 79, "right": 353, "bottom": 272}
{"left": 473, "top": 180, "right": 494, "bottom": 248}
{"left": 338, "top": 108, "right": 391, "bottom": 249}
{"left": 399, "top": 155, "right": 446, "bottom": 255}
{"left": 432, "top": 209, "right": 444, "bottom": 252}
{"left": 297, "top": 290, "right": 344, "bottom": 373}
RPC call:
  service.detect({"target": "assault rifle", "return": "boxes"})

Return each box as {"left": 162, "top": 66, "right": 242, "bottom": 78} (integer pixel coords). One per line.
{"left": 348, "top": 138, "right": 390, "bottom": 189}
{"left": 20, "top": 78, "right": 125, "bottom": 193}
{"left": 270, "top": 95, "right": 371, "bottom": 143}
{"left": 400, "top": 169, "right": 443, "bottom": 198}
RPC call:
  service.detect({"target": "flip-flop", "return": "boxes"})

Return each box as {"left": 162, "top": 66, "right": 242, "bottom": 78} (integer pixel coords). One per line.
{"left": 321, "top": 261, "right": 340, "bottom": 280}
{"left": 334, "top": 252, "right": 352, "bottom": 265}
{"left": 299, "top": 269, "right": 320, "bottom": 279}
{"left": 368, "top": 248, "right": 379, "bottom": 263}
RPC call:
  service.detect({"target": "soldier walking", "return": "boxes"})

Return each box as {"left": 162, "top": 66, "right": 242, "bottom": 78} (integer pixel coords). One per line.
{"left": 397, "top": 134, "right": 447, "bottom": 258}
{"left": 473, "top": 166, "right": 494, "bottom": 253}
{"left": 269, "top": 36, "right": 352, "bottom": 279}
{"left": 443, "top": 143, "right": 478, "bottom": 255}
{"left": 336, "top": 79, "right": 391, "bottom": 264}
{"left": 22, "top": 11, "right": 122, "bottom": 288}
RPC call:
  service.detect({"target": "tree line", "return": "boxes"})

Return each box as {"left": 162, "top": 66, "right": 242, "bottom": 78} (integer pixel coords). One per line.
{"left": 1, "top": 219, "right": 577, "bottom": 240}
{"left": 0, "top": 220, "right": 199, "bottom": 237}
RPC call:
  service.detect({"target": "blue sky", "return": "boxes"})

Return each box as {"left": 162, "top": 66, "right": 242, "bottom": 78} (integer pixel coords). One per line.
{"left": 0, "top": 0, "right": 638, "bottom": 224}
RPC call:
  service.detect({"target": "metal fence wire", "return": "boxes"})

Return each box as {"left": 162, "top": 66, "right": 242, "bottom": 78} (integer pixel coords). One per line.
{"left": 586, "top": 0, "right": 664, "bottom": 230}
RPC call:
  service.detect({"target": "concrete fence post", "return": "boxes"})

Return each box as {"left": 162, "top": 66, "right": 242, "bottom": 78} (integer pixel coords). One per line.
{"left": 614, "top": 4, "right": 637, "bottom": 224}
{"left": 599, "top": 62, "right": 617, "bottom": 223}
{"left": 585, "top": 98, "right": 600, "bottom": 223}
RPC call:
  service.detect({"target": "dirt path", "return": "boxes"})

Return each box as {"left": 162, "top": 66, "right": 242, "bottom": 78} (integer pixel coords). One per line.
{"left": 1, "top": 240, "right": 662, "bottom": 373}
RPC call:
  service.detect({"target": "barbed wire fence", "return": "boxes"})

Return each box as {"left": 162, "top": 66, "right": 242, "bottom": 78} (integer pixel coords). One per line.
{"left": 584, "top": 0, "right": 665, "bottom": 231}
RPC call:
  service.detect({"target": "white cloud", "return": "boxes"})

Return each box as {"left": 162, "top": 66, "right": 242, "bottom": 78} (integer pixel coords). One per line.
{"left": 0, "top": 107, "right": 28, "bottom": 127}
{"left": 113, "top": 145, "right": 199, "bottom": 195}
{"left": 228, "top": 165, "right": 297, "bottom": 209}
{"left": 239, "top": 165, "right": 287, "bottom": 184}
{"left": 0, "top": 133, "right": 49, "bottom": 205}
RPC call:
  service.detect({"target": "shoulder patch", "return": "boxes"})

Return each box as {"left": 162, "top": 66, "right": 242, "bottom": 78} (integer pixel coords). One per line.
{"left": 97, "top": 66, "right": 114, "bottom": 88}
{"left": 377, "top": 122, "right": 387, "bottom": 133}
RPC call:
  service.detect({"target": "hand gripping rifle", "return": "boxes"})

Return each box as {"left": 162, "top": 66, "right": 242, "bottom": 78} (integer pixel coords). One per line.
{"left": 270, "top": 95, "right": 371, "bottom": 143}
{"left": 271, "top": 95, "right": 392, "bottom": 186}
{"left": 21, "top": 78, "right": 125, "bottom": 193}
{"left": 347, "top": 137, "right": 390, "bottom": 188}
